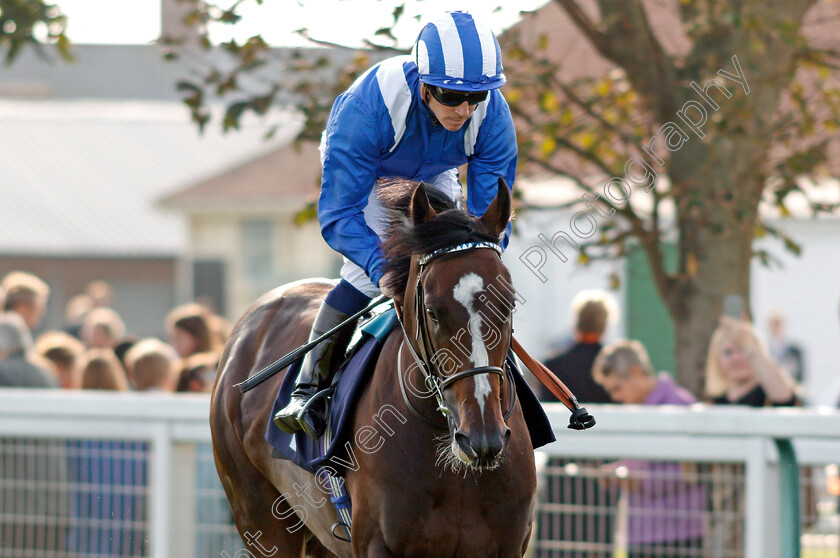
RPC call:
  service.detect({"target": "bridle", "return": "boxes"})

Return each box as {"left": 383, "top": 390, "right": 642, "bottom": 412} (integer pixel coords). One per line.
{"left": 394, "top": 241, "right": 516, "bottom": 428}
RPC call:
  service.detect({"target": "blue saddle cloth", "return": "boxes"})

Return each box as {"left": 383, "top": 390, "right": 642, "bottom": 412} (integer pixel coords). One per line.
{"left": 265, "top": 309, "right": 556, "bottom": 475}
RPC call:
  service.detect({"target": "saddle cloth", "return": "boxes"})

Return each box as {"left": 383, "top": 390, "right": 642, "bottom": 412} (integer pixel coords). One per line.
{"left": 265, "top": 308, "right": 556, "bottom": 476}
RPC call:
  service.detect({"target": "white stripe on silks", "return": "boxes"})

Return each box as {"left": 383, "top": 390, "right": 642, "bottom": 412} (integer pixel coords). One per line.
{"left": 463, "top": 99, "right": 489, "bottom": 156}
{"left": 375, "top": 56, "right": 413, "bottom": 152}
{"left": 436, "top": 14, "right": 465, "bottom": 79}
{"left": 415, "top": 41, "right": 430, "bottom": 76}
{"left": 475, "top": 23, "right": 498, "bottom": 78}
{"left": 452, "top": 272, "right": 492, "bottom": 421}
{"left": 426, "top": 168, "right": 462, "bottom": 208}
{"left": 318, "top": 129, "right": 327, "bottom": 168}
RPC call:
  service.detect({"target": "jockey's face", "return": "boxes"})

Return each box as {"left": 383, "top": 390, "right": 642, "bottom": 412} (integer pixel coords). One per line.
{"left": 422, "top": 85, "right": 478, "bottom": 132}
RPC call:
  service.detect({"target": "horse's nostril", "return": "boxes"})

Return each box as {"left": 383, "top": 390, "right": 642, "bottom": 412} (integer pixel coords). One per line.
{"left": 455, "top": 432, "right": 477, "bottom": 459}
{"left": 483, "top": 430, "right": 508, "bottom": 459}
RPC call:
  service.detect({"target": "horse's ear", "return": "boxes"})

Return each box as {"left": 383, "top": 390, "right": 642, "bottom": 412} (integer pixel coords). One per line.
{"left": 410, "top": 182, "right": 437, "bottom": 225}
{"left": 479, "top": 177, "right": 512, "bottom": 238}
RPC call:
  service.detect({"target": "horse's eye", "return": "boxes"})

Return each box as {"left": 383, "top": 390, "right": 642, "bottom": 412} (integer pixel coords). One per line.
{"left": 425, "top": 306, "right": 439, "bottom": 322}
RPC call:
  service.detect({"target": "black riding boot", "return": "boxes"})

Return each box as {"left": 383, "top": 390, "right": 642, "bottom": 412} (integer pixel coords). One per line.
{"left": 274, "top": 301, "right": 353, "bottom": 439}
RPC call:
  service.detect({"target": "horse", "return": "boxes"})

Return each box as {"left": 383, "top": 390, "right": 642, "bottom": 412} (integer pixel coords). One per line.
{"left": 210, "top": 178, "right": 537, "bottom": 557}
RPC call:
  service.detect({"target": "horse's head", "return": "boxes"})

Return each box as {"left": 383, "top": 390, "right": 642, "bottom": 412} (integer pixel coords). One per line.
{"left": 381, "top": 178, "right": 514, "bottom": 471}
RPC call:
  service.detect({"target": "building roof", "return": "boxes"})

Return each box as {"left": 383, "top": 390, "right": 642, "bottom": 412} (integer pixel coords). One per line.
{"left": 0, "top": 44, "right": 362, "bottom": 102}
{"left": 160, "top": 140, "right": 322, "bottom": 212}
{"left": 0, "top": 99, "right": 298, "bottom": 257}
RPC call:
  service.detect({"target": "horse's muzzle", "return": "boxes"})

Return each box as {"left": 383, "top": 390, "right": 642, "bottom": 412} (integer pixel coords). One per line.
{"left": 455, "top": 427, "right": 511, "bottom": 468}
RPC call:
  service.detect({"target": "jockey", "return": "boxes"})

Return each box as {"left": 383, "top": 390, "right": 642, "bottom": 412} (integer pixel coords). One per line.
{"left": 274, "top": 11, "right": 518, "bottom": 439}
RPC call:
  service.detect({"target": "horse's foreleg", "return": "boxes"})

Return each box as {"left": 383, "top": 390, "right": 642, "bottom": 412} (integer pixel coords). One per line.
{"left": 214, "top": 437, "right": 309, "bottom": 557}
{"left": 520, "top": 520, "right": 533, "bottom": 557}
{"left": 358, "top": 535, "right": 401, "bottom": 558}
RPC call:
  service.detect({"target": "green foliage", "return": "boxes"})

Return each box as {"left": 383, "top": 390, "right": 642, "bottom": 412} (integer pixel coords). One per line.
{"left": 0, "top": 0, "right": 71, "bottom": 64}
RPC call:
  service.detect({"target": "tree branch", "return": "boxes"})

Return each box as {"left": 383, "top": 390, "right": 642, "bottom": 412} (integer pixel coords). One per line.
{"left": 554, "top": 0, "right": 680, "bottom": 120}
{"left": 553, "top": 0, "right": 613, "bottom": 55}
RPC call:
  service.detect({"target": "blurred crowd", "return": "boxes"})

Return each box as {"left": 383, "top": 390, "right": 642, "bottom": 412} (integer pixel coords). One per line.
{"left": 535, "top": 289, "right": 832, "bottom": 558}
{"left": 0, "top": 270, "right": 227, "bottom": 395}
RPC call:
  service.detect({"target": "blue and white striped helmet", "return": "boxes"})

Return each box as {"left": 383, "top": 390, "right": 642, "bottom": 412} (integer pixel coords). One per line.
{"left": 414, "top": 11, "right": 505, "bottom": 92}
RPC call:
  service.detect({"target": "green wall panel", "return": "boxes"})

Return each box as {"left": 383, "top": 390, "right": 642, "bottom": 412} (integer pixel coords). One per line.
{"left": 625, "top": 245, "right": 677, "bottom": 376}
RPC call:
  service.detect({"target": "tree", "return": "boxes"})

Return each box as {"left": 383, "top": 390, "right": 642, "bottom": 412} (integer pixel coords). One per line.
{"left": 4, "top": 0, "right": 839, "bottom": 393}
{"left": 0, "top": 0, "right": 71, "bottom": 64}
{"left": 501, "top": 0, "right": 840, "bottom": 393}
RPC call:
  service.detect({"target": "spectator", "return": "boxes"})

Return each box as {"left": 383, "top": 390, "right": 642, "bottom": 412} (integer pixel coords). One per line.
{"left": 64, "top": 293, "right": 94, "bottom": 339}
{"left": 0, "top": 312, "right": 67, "bottom": 552}
{"left": 80, "top": 307, "right": 126, "bottom": 350}
{"left": 592, "top": 340, "right": 706, "bottom": 558}
{"left": 536, "top": 290, "right": 618, "bottom": 557}
{"left": 69, "top": 348, "right": 146, "bottom": 556}
{"left": 35, "top": 331, "right": 86, "bottom": 389}
{"left": 0, "top": 284, "right": 5, "bottom": 309}
{"left": 1, "top": 271, "right": 50, "bottom": 332}
{"left": 114, "top": 335, "right": 140, "bottom": 376}
{"left": 208, "top": 312, "right": 231, "bottom": 350}
{"left": 766, "top": 310, "right": 805, "bottom": 384}
{"left": 705, "top": 316, "right": 800, "bottom": 406}
{"left": 85, "top": 279, "right": 114, "bottom": 308}
{"left": 542, "top": 289, "right": 617, "bottom": 404}
{"left": 0, "top": 312, "right": 58, "bottom": 388}
{"left": 124, "top": 338, "right": 177, "bottom": 392}
{"left": 176, "top": 351, "right": 219, "bottom": 393}
{"left": 166, "top": 303, "right": 217, "bottom": 359}
{"left": 80, "top": 349, "right": 129, "bottom": 391}
{"left": 704, "top": 315, "right": 802, "bottom": 555}
{"left": 593, "top": 340, "right": 706, "bottom": 556}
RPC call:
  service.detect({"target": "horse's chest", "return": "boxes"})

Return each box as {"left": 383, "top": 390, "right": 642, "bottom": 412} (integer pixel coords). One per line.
{"left": 367, "top": 483, "right": 527, "bottom": 557}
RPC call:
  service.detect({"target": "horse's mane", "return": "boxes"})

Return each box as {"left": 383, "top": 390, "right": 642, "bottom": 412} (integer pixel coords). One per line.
{"left": 377, "top": 178, "right": 500, "bottom": 297}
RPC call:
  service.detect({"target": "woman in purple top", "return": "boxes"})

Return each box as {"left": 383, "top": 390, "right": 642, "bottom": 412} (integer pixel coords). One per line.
{"left": 593, "top": 339, "right": 706, "bottom": 557}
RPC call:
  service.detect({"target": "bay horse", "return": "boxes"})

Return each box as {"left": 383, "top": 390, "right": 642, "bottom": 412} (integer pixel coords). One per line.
{"left": 210, "top": 178, "right": 537, "bottom": 557}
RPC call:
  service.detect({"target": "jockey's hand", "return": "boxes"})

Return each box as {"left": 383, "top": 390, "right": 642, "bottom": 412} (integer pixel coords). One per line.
{"left": 379, "top": 271, "right": 403, "bottom": 306}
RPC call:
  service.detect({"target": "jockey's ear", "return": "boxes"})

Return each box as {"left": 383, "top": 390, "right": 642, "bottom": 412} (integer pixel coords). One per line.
{"left": 479, "top": 177, "right": 512, "bottom": 238}
{"left": 410, "top": 182, "right": 437, "bottom": 226}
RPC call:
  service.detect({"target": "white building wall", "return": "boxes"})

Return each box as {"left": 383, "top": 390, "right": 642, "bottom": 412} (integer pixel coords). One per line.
{"left": 751, "top": 217, "right": 840, "bottom": 406}
{"left": 506, "top": 208, "right": 627, "bottom": 361}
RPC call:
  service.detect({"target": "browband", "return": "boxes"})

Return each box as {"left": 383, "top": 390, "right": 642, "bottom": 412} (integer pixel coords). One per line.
{"left": 418, "top": 241, "right": 502, "bottom": 267}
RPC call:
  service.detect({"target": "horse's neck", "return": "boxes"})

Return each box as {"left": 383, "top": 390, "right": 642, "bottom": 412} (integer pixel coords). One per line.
{"left": 378, "top": 333, "right": 445, "bottom": 434}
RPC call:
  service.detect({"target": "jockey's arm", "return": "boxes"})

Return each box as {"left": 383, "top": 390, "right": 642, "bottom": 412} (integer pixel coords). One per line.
{"left": 465, "top": 92, "right": 518, "bottom": 248}
{"left": 319, "top": 92, "right": 391, "bottom": 288}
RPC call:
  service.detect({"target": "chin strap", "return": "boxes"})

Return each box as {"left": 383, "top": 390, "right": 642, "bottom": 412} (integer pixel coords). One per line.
{"left": 420, "top": 85, "right": 442, "bottom": 127}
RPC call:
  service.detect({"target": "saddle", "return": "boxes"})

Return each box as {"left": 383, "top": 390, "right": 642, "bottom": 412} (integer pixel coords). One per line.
{"left": 265, "top": 306, "right": 400, "bottom": 474}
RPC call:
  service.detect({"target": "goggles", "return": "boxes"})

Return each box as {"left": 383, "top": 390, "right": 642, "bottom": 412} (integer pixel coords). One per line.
{"left": 427, "top": 85, "right": 488, "bottom": 107}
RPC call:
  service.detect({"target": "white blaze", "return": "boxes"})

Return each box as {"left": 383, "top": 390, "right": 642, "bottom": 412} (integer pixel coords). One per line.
{"left": 453, "top": 273, "right": 492, "bottom": 419}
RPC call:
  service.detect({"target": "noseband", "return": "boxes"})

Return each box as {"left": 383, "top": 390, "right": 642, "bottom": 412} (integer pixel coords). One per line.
{"left": 395, "top": 241, "right": 516, "bottom": 428}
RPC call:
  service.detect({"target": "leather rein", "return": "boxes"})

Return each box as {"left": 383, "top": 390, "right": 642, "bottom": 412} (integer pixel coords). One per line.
{"left": 394, "top": 241, "right": 516, "bottom": 429}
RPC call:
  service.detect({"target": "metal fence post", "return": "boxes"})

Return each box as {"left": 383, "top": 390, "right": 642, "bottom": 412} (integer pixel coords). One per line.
{"left": 775, "top": 438, "right": 800, "bottom": 558}
{"left": 745, "top": 437, "right": 773, "bottom": 558}
{"left": 149, "top": 423, "right": 172, "bottom": 558}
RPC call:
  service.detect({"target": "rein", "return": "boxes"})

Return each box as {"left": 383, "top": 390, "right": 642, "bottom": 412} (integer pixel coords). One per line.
{"left": 394, "top": 241, "right": 514, "bottom": 428}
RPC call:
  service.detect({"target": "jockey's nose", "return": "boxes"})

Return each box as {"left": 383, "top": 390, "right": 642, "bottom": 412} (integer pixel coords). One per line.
{"left": 454, "top": 102, "right": 471, "bottom": 117}
{"left": 456, "top": 427, "right": 511, "bottom": 461}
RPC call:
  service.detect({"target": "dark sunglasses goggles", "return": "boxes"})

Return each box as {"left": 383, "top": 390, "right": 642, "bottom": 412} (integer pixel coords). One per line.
{"left": 428, "top": 85, "right": 488, "bottom": 107}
